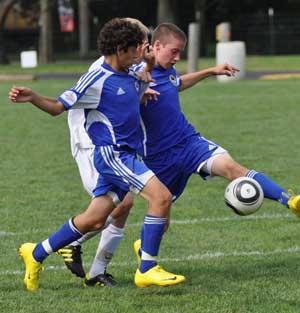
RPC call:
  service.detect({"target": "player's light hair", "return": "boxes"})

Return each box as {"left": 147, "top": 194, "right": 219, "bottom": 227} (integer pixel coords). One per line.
{"left": 152, "top": 23, "right": 186, "bottom": 45}
{"left": 123, "top": 17, "right": 149, "bottom": 38}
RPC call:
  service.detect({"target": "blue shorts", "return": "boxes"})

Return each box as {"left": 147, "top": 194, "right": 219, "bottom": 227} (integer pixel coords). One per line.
{"left": 93, "top": 145, "right": 154, "bottom": 204}
{"left": 143, "top": 134, "right": 227, "bottom": 201}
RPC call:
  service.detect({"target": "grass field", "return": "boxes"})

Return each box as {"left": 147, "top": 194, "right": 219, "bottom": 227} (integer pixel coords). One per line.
{"left": 1, "top": 76, "right": 300, "bottom": 313}
{"left": 0, "top": 54, "right": 300, "bottom": 74}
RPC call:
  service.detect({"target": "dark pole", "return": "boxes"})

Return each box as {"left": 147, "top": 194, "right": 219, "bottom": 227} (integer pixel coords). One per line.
{"left": 268, "top": 7, "right": 275, "bottom": 55}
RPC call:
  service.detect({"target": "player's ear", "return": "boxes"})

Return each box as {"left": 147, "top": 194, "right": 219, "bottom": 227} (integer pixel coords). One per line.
{"left": 153, "top": 39, "right": 161, "bottom": 50}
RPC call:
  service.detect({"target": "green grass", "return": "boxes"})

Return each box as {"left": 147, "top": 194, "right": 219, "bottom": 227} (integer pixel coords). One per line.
{"left": 1, "top": 78, "right": 300, "bottom": 312}
{"left": 1, "top": 54, "right": 300, "bottom": 74}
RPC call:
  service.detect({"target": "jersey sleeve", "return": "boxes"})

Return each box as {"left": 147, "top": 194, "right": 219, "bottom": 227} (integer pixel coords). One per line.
{"left": 58, "top": 69, "right": 105, "bottom": 110}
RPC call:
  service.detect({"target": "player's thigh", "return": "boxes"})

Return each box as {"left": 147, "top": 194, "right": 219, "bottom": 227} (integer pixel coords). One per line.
{"left": 111, "top": 192, "right": 133, "bottom": 223}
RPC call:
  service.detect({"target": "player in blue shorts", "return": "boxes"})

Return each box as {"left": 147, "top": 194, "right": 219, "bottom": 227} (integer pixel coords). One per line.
{"left": 132, "top": 22, "right": 300, "bottom": 257}
{"left": 9, "top": 18, "right": 185, "bottom": 291}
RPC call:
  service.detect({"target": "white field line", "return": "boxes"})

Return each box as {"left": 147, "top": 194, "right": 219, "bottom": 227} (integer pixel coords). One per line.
{"left": 0, "top": 213, "right": 293, "bottom": 237}
{"left": 2, "top": 246, "right": 300, "bottom": 276}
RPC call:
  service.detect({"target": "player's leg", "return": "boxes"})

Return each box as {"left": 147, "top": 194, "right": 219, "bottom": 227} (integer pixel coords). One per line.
{"left": 57, "top": 147, "right": 119, "bottom": 277}
{"left": 208, "top": 153, "right": 300, "bottom": 215}
{"left": 93, "top": 146, "right": 185, "bottom": 287}
{"left": 85, "top": 192, "right": 133, "bottom": 287}
{"left": 19, "top": 195, "right": 115, "bottom": 291}
{"left": 134, "top": 175, "right": 185, "bottom": 287}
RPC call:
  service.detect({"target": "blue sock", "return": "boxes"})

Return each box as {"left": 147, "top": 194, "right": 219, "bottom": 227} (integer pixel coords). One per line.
{"left": 247, "top": 170, "right": 290, "bottom": 206}
{"left": 140, "top": 215, "right": 167, "bottom": 273}
{"left": 138, "top": 225, "right": 145, "bottom": 258}
{"left": 33, "top": 218, "right": 82, "bottom": 263}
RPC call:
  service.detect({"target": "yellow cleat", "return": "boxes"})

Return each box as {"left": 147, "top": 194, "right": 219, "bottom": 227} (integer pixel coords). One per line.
{"left": 134, "top": 265, "right": 185, "bottom": 288}
{"left": 288, "top": 195, "right": 300, "bottom": 217}
{"left": 18, "top": 243, "right": 43, "bottom": 291}
{"left": 133, "top": 239, "right": 141, "bottom": 266}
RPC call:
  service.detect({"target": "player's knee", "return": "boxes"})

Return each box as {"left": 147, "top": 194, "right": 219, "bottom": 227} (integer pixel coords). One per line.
{"left": 84, "top": 216, "right": 107, "bottom": 232}
{"left": 153, "top": 188, "right": 172, "bottom": 211}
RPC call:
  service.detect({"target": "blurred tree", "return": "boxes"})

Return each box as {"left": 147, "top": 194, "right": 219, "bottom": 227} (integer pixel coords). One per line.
{"left": 39, "top": 0, "right": 53, "bottom": 63}
{"left": 0, "top": 0, "right": 18, "bottom": 63}
{"left": 79, "top": 0, "right": 90, "bottom": 58}
{"left": 157, "top": 0, "right": 177, "bottom": 24}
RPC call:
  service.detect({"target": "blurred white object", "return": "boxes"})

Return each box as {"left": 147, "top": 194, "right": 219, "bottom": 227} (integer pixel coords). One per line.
{"left": 216, "top": 41, "right": 246, "bottom": 82}
{"left": 216, "top": 22, "right": 231, "bottom": 42}
{"left": 20, "top": 50, "right": 38, "bottom": 68}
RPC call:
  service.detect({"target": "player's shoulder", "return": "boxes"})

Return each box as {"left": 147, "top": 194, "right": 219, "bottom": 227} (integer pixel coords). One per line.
{"left": 88, "top": 56, "right": 105, "bottom": 72}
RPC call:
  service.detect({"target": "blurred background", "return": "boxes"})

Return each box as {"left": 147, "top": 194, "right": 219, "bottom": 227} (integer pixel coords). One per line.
{"left": 0, "top": 0, "right": 299, "bottom": 65}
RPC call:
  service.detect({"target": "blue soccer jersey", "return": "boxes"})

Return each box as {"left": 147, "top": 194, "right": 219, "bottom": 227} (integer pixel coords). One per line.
{"left": 139, "top": 65, "right": 197, "bottom": 157}
{"left": 59, "top": 62, "right": 143, "bottom": 151}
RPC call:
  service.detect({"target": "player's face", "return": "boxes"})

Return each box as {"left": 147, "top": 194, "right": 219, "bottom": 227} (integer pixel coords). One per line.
{"left": 154, "top": 36, "right": 186, "bottom": 69}
{"left": 118, "top": 46, "right": 140, "bottom": 70}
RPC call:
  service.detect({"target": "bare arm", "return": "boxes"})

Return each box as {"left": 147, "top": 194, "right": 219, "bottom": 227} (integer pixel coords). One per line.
{"left": 8, "top": 86, "right": 65, "bottom": 116}
{"left": 179, "top": 63, "right": 239, "bottom": 91}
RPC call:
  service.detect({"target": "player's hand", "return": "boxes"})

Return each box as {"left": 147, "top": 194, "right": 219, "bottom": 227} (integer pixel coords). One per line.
{"left": 213, "top": 63, "right": 239, "bottom": 76}
{"left": 8, "top": 86, "right": 34, "bottom": 103}
{"left": 143, "top": 45, "right": 155, "bottom": 70}
{"left": 141, "top": 88, "right": 160, "bottom": 105}
{"left": 136, "top": 70, "right": 154, "bottom": 83}
{"left": 144, "top": 88, "right": 160, "bottom": 101}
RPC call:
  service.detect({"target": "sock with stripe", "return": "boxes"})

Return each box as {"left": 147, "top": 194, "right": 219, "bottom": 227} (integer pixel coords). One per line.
{"left": 33, "top": 218, "right": 82, "bottom": 263}
{"left": 140, "top": 215, "right": 167, "bottom": 273}
{"left": 247, "top": 170, "right": 290, "bottom": 206}
{"left": 89, "top": 223, "right": 124, "bottom": 278}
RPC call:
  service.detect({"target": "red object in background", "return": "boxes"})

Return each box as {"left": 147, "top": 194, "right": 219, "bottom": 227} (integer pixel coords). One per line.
{"left": 58, "top": 0, "right": 74, "bottom": 32}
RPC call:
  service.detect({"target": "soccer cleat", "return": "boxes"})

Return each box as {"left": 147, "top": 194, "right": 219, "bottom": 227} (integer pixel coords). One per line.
{"left": 18, "top": 242, "right": 43, "bottom": 291}
{"left": 84, "top": 272, "right": 117, "bottom": 287}
{"left": 134, "top": 265, "right": 185, "bottom": 288}
{"left": 133, "top": 239, "right": 141, "bottom": 266}
{"left": 56, "top": 245, "right": 85, "bottom": 278}
{"left": 288, "top": 195, "right": 300, "bottom": 217}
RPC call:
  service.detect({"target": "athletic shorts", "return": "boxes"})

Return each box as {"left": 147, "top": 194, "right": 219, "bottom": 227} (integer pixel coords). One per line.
{"left": 143, "top": 134, "right": 227, "bottom": 201}
{"left": 74, "top": 147, "right": 97, "bottom": 196}
{"left": 93, "top": 145, "right": 154, "bottom": 204}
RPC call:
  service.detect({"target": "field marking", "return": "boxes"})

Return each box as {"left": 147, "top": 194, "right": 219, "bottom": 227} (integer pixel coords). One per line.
{"left": 2, "top": 245, "right": 300, "bottom": 276}
{"left": 0, "top": 213, "right": 293, "bottom": 237}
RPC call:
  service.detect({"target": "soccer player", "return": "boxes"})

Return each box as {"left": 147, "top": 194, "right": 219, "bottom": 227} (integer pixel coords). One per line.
{"left": 9, "top": 18, "right": 185, "bottom": 291}
{"left": 134, "top": 22, "right": 300, "bottom": 243}
{"left": 56, "top": 18, "right": 151, "bottom": 286}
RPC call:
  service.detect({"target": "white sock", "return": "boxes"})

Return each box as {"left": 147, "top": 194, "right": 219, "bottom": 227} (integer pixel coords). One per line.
{"left": 89, "top": 223, "right": 125, "bottom": 278}
{"left": 69, "top": 215, "right": 115, "bottom": 247}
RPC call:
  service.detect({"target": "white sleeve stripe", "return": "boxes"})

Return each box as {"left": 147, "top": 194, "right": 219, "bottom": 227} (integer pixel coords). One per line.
{"left": 74, "top": 70, "right": 103, "bottom": 93}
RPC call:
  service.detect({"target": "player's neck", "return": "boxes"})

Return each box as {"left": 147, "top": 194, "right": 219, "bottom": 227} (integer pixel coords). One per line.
{"left": 105, "top": 55, "right": 127, "bottom": 73}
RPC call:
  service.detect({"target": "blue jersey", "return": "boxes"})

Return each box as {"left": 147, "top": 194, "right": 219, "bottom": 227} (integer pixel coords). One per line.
{"left": 59, "top": 62, "right": 143, "bottom": 151}
{"left": 139, "top": 65, "right": 197, "bottom": 157}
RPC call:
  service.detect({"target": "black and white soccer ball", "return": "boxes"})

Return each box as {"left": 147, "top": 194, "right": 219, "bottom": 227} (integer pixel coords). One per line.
{"left": 224, "top": 177, "right": 264, "bottom": 216}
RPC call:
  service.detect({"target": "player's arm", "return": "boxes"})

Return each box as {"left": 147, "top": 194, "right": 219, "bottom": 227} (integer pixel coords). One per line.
{"left": 9, "top": 86, "right": 65, "bottom": 116}
{"left": 179, "top": 63, "right": 239, "bottom": 91}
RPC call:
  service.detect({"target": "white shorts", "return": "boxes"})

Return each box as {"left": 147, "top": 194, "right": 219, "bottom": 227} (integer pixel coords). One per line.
{"left": 74, "top": 147, "right": 98, "bottom": 196}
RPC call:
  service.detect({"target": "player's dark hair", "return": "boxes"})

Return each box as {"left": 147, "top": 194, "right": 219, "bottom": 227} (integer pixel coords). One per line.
{"left": 152, "top": 23, "right": 186, "bottom": 45}
{"left": 97, "top": 18, "right": 144, "bottom": 55}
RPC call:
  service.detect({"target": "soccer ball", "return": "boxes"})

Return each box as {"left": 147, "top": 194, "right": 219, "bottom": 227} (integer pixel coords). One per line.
{"left": 224, "top": 177, "right": 264, "bottom": 216}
